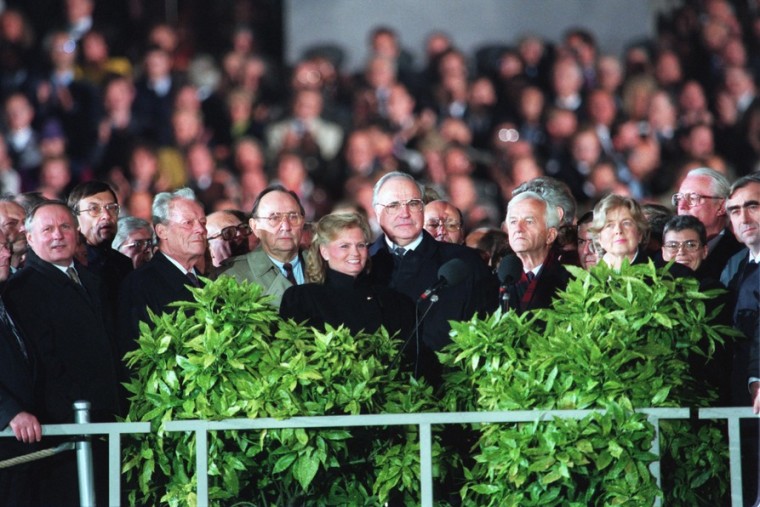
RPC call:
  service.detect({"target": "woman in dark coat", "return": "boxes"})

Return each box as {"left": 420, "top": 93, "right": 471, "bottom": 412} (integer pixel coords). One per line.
{"left": 279, "top": 212, "right": 414, "bottom": 337}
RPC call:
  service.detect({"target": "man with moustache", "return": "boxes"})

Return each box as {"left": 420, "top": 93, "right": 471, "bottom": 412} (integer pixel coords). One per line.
{"left": 4, "top": 201, "right": 120, "bottom": 506}
{"left": 0, "top": 195, "right": 28, "bottom": 271}
{"left": 221, "top": 185, "right": 308, "bottom": 309}
{"left": 119, "top": 188, "right": 207, "bottom": 353}
{"left": 423, "top": 200, "right": 465, "bottom": 244}
{"left": 205, "top": 210, "right": 252, "bottom": 269}
{"left": 68, "top": 181, "right": 133, "bottom": 315}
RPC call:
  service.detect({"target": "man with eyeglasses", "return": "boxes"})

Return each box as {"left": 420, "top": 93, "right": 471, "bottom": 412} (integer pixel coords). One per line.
{"left": 368, "top": 172, "right": 498, "bottom": 386}
{"left": 206, "top": 210, "right": 252, "bottom": 269}
{"left": 113, "top": 216, "right": 155, "bottom": 269}
{"left": 119, "top": 188, "right": 207, "bottom": 354}
{"left": 220, "top": 185, "right": 308, "bottom": 309}
{"left": 719, "top": 173, "right": 760, "bottom": 504}
{"left": 0, "top": 195, "right": 28, "bottom": 271}
{"left": 661, "top": 215, "right": 708, "bottom": 273}
{"left": 68, "top": 181, "right": 133, "bottom": 318}
{"left": 673, "top": 167, "right": 742, "bottom": 280}
{"left": 423, "top": 200, "right": 464, "bottom": 244}
{"left": 576, "top": 211, "right": 599, "bottom": 270}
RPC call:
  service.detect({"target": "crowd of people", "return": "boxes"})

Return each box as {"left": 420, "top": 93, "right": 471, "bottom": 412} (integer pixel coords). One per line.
{"left": 0, "top": 0, "right": 760, "bottom": 505}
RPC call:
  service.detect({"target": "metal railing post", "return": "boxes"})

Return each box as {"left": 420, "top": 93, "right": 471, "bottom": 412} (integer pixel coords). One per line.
{"left": 73, "top": 401, "right": 96, "bottom": 507}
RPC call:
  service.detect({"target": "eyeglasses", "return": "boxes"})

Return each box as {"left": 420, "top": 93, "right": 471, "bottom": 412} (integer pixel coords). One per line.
{"left": 376, "top": 199, "right": 424, "bottom": 215}
{"left": 425, "top": 219, "right": 462, "bottom": 231}
{"left": 122, "top": 239, "right": 154, "bottom": 251}
{"left": 252, "top": 212, "right": 304, "bottom": 227}
{"left": 671, "top": 192, "right": 722, "bottom": 208}
{"left": 208, "top": 224, "right": 252, "bottom": 241}
{"left": 75, "top": 203, "right": 120, "bottom": 217}
{"left": 577, "top": 237, "right": 597, "bottom": 253}
{"left": 663, "top": 240, "right": 701, "bottom": 253}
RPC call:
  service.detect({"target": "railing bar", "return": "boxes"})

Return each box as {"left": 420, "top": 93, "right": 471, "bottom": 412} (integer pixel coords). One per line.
{"left": 109, "top": 433, "right": 122, "bottom": 507}
{"left": 419, "top": 422, "right": 433, "bottom": 507}
{"left": 197, "top": 430, "right": 209, "bottom": 507}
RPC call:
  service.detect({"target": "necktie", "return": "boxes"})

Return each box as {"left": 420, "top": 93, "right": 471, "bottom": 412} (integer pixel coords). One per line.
{"left": 0, "top": 301, "right": 27, "bottom": 360}
{"left": 393, "top": 246, "right": 407, "bottom": 258}
{"left": 526, "top": 271, "right": 535, "bottom": 282}
{"left": 283, "top": 262, "right": 297, "bottom": 285}
{"left": 66, "top": 266, "right": 82, "bottom": 286}
{"left": 186, "top": 271, "right": 201, "bottom": 288}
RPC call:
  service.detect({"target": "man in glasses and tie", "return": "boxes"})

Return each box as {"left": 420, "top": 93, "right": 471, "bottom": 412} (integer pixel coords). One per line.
{"left": 68, "top": 181, "right": 133, "bottom": 319}
{"left": 368, "top": 172, "right": 498, "bottom": 386}
{"left": 4, "top": 200, "right": 120, "bottom": 505}
{"left": 113, "top": 216, "right": 155, "bottom": 269}
{"left": 423, "top": 200, "right": 465, "bottom": 245}
{"left": 220, "top": 185, "right": 308, "bottom": 309}
{"left": 673, "top": 167, "right": 743, "bottom": 281}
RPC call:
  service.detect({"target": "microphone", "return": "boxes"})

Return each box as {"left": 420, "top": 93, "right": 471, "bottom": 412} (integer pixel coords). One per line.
{"left": 497, "top": 254, "right": 523, "bottom": 312}
{"left": 418, "top": 258, "right": 471, "bottom": 302}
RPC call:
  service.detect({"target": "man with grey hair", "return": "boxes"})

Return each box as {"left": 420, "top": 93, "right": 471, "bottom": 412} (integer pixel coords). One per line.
{"left": 0, "top": 195, "right": 28, "bottom": 271}
{"left": 112, "top": 216, "right": 155, "bottom": 269}
{"left": 368, "top": 171, "right": 497, "bottom": 386}
{"left": 674, "top": 167, "right": 743, "bottom": 280}
{"left": 119, "top": 188, "right": 207, "bottom": 354}
{"left": 504, "top": 190, "right": 570, "bottom": 314}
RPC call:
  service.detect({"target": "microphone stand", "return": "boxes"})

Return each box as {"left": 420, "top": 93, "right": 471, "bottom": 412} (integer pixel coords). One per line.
{"left": 387, "top": 295, "right": 439, "bottom": 378}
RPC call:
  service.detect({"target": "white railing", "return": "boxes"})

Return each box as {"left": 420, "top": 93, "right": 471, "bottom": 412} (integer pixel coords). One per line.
{"left": 1, "top": 406, "right": 757, "bottom": 507}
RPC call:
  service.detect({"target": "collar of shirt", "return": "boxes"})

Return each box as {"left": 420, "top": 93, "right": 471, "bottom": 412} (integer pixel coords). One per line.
{"left": 163, "top": 252, "right": 196, "bottom": 276}
{"left": 749, "top": 250, "right": 760, "bottom": 264}
{"left": 526, "top": 264, "right": 542, "bottom": 279}
{"left": 52, "top": 263, "right": 76, "bottom": 275}
{"left": 270, "top": 255, "right": 304, "bottom": 284}
{"left": 385, "top": 233, "right": 423, "bottom": 254}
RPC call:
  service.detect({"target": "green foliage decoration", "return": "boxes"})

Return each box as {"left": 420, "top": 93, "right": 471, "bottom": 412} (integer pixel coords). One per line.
{"left": 439, "top": 261, "right": 737, "bottom": 506}
{"left": 122, "top": 276, "right": 439, "bottom": 506}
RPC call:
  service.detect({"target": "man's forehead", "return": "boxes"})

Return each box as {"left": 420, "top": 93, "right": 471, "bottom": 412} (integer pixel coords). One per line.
{"left": 378, "top": 178, "right": 420, "bottom": 199}
{"left": 258, "top": 191, "right": 300, "bottom": 212}
{"left": 79, "top": 191, "right": 116, "bottom": 204}
{"left": 679, "top": 174, "right": 712, "bottom": 192}
{"left": 0, "top": 201, "right": 24, "bottom": 218}
{"left": 508, "top": 198, "right": 544, "bottom": 216}
{"left": 207, "top": 214, "right": 240, "bottom": 232}
{"left": 728, "top": 182, "right": 760, "bottom": 205}
{"left": 664, "top": 229, "right": 699, "bottom": 240}
{"left": 169, "top": 199, "right": 204, "bottom": 218}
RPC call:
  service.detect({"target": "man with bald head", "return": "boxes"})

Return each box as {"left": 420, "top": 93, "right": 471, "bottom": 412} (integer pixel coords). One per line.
{"left": 206, "top": 210, "right": 252, "bottom": 268}
{"left": 424, "top": 200, "right": 464, "bottom": 244}
{"left": 674, "top": 167, "right": 742, "bottom": 280}
{"left": 369, "top": 172, "right": 497, "bottom": 385}
{"left": 221, "top": 185, "right": 308, "bottom": 309}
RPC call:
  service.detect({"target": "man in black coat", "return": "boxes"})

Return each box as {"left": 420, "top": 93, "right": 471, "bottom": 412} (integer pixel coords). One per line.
{"left": 4, "top": 200, "right": 121, "bottom": 506}
{"left": 0, "top": 229, "right": 42, "bottom": 507}
{"left": 368, "top": 172, "right": 498, "bottom": 385}
{"left": 119, "top": 188, "right": 207, "bottom": 356}
{"left": 68, "top": 180, "right": 133, "bottom": 319}
{"left": 675, "top": 167, "right": 744, "bottom": 281}
{"left": 504, "top": 190, "right": 571, "bottom": 314}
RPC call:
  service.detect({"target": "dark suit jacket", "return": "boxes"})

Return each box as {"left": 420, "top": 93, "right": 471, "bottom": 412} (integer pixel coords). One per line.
{"left": 0, "top": 298, "right": 37, "bottom": 430}
{"left": 85, "top": 243, "right": 133, "bottom": 321}
{"left": 506, "top": 251, "right": 571, "bottom": 314}
{"left": 369, "top": 232, "right": 499, "bottom": 383}
{"left": 119, "top": 251, "right": 199, "bottom": 356}
{"left": 4, "top": 251, "right": 120, "bottom": 423}
{"left": 280, "top": 268, "right": 415, "bottom": 337}
{"left": 697, "top": 228, "right": 744, "bottom": 282}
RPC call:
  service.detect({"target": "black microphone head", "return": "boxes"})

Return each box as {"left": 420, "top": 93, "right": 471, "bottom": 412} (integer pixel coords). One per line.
{"left": 497, "top": 254, "right": 523, "bottom": 285}
{"left": 437, "top": 258, "right": 470, "bottom": 287}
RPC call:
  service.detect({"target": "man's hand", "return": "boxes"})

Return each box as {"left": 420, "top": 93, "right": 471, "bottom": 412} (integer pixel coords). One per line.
{"left": 752, "top": 382, "right": 760, "bottom": 415}
{"left": 9, "top": 411, "right": 42, "bottom": 443}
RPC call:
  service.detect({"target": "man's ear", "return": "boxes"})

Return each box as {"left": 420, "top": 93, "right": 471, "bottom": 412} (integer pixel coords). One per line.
{"left": 249, "top": 218, "right": 260, "bottom": 239}
{"left": 546, "top": 227, "right": 558, "bottom": 245}
{"left": 717, "top": 200, "right": 727, "bottom": 216}
{"left": 154, "top": 222, "right": 167, "bottom": 240}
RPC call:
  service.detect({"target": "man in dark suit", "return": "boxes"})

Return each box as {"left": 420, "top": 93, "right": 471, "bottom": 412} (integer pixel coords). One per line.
{"left": 119, "top": 188, "right": 207, "bottom": 355}
{"left": 68, "top": 180, "right": 133, "bottom": 318}
{"left": 675, "top": 167, "right": 743, "bottom": 281}
{"left": 504, "top": 190, "right": 570, "bottom": 314}
{"left": 0, "top": 229, "right": 42, "bottom": 507}
{"left": 720, "top": 173, "right": 760, "bottom": 506}
{"left": 368, "top": 172, "right": 498, "bottom": 385}
{"left": 4, "top": 200, "right": 120, "bottom": 506}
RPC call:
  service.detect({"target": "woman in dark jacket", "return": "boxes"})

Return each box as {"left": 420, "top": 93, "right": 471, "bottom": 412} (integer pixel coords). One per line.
{"left": 279, "top": 212, "right": 414, "bottom": 336}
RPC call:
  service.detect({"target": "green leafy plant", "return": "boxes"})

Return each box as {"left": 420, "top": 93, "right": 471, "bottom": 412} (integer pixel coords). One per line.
{"left": 439, "top": 261, "right": 737, "bottom": 506}
{"left": 122, "top": 276, "right": 440, "bottom": 506}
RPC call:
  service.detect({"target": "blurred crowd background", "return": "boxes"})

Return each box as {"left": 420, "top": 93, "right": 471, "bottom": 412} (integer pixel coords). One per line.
{"left": 0, "top": 0, "right": 758, "bottom": 233}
